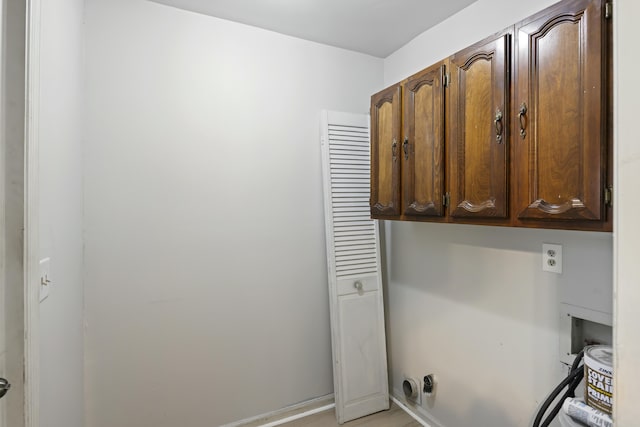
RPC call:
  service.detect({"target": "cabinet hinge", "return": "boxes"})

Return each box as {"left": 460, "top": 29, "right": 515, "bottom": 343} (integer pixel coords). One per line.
{"left": 604, "top": 186, "right": 613, "bottom": 207}
{"left": 443, "top": 72, "right": 450, "bottom": 88}
{"left": 605, "top": 2, "right": 612, "bottom": 19}
{"left": 443, "top": 192, "right": 450, "bottom": 207}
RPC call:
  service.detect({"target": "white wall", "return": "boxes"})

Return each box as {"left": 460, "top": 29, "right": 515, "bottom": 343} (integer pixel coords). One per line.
{"left": 38, "top": 0, "right": 86, "bottom": 426}
{"left": 614, "top": 0, "right": 640, "bottom": 424}
{"left": 82, "top": 1, "right": 383, "bottom": 426}
{"left": 382, "top": 1, "right": 614, "bottom": 426}
{"left": 385, "top": 0, "right": 562, "bottom": 84}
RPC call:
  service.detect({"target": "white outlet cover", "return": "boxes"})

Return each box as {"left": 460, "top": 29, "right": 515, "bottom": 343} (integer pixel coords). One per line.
{"left": 542, "top": 243, "right": 562, "bottom": 274}
{"left": 39, "top": 257, "right": 51, "bottom": 302}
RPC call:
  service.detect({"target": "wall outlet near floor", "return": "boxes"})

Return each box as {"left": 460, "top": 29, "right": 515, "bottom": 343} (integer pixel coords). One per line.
{"left": 423, "top": 374, "right": 436, "bottom": 397}
{"left": 39, "top": 257, "right": 51, "bottom": 302}
{"left": 542, "top": 243, "right": 562, "bottom": 274}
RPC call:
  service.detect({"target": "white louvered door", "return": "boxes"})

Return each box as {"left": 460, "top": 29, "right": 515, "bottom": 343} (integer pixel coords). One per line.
{"left": 320, "top": 111, "right": 389, "bottom": 424}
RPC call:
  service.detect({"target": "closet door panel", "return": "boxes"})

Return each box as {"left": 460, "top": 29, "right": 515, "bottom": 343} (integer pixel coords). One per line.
{"left": 321, "top": 111, "right": 389, "bottom": 423}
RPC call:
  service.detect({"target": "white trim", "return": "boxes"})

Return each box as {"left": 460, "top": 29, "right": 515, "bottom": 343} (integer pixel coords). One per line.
{"left": 0, "top": 1, "right": 6, "bottom": 425}
{"left": 221, "top": 394, "right": 436, "bottom": 427}
{"left": 255, "top": 404, "right": 335, "bottom": 427}
{"left": 390, "top": 389, "right": 446, "bottom": 427}
{"left": 612, "top": 0, "right": 619, "bottom": 419}
{"left": 390, "top": 397, "right": 432, "bottom": 427}
{"left": 219, "top": 394, "right": 334, "bottom": 427}
{"left": 23, "top": 0, "right": 41, "bottom": 426}
{"left": 611, "top": 0, "right": 640, "bottom": 424}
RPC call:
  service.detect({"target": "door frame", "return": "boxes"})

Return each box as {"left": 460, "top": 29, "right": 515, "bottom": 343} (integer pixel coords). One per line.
{"left": 23, "top": 0, "right": 42, "bottom": 425}
{"left": 613, "top": 0, "right": 640, "bottom": 424}
{"left": 1, "top": 0, "right": 39, "bottom": 424}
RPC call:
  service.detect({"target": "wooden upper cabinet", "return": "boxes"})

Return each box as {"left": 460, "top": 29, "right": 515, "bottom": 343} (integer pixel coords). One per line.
{"left": 514, "top": 0, "right": 608, "bottom": 222}
{"left": 448, "top": 32, "right": 510, "bottom": 219}
{"left": 368, "top": 0, "right": 611, "bottom": 231}
{"left": 370, "top": 84, "right": 401, "bottom": 217}
{"left": 402, "top": 62, "right": 446, "bottom": 217}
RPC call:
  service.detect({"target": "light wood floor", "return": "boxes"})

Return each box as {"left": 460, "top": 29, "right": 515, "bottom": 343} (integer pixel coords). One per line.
{"left": 279, "top": 402, "right": 421, "bottom": 427}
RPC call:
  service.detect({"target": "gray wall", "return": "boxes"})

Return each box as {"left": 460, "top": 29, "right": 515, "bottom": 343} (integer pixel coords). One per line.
{"left": 82, "top": 1, "right": 383, "bottom": 426}
{"left": 38, "top": 0, "right": 86, "bottom": 426}
{"left": 381, "top": 1, "right": 614, "bottom": 426}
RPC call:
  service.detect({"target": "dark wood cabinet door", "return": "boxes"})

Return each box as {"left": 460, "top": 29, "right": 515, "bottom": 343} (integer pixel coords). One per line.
{"left": 448, "top": 32, "right": 510, "bottom": 218}
{"left": 402, "top": 63, "right": 446, "bottom": 217}
{"left": 370, "top": 84, "right": 401, "bottom": 217}
{"left": 514, "top": 0, "right": 607, "bottom": 221}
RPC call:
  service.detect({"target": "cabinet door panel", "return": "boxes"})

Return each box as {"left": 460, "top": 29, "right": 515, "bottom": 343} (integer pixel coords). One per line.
{"left": 449, "top": 33, "right": 510, "bottom": 218}
{"left": 402, "top": 64, "right": 445, "bottom": 216}
{"left": 370, "top": 85, "right": 401, "bottom": 217}
{"left": 515, "top": 0, "right": 605, "bottom": 221}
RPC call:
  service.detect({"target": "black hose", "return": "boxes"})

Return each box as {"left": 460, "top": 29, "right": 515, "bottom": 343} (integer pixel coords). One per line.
{"left": 533, "top": 350, "right": 585, "bottom": 427}
{"left": 540, "top": 368, "right": 584, "bottom": 427}
{"left": 535, "top": 366, "right": 583, "bottom": 427}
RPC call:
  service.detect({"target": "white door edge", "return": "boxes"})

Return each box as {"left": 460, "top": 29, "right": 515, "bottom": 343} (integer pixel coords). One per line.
{"left": 24, "top": 0, "right": 42, "bottom": 425}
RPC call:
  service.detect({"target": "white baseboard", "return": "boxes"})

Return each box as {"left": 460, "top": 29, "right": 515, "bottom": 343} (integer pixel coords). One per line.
{"left": 221, "top": 390, "right": 445, "bottom": 427}
{"left": 391, "top": 388, "right": 445, "bottom": 427}
{"left": 390, "top": 396, "right": 432, "bottom": 427}
{"left": 220, "top": 394, "right": 334, "bottom": 427}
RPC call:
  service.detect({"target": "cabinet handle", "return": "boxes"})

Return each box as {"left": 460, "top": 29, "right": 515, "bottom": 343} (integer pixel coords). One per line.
{"left": 518, "top": 102, "right": 528, "bottom": 139}
{"left": 392, "top": 138, "right": 398, "bottom": 162}
{"left": 494, "top": 109, "right": 503, "bottom": 143}
{"left": 354, "top": 281, "right": 363, "bottom": 291}
{"left": 403, "top": 137, "right": 409, "bottom": 160}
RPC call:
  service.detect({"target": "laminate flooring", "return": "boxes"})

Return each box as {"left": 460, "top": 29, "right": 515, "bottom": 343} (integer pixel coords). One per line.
{"left": 279, "top": 402, "right": 421, "bottom": 427}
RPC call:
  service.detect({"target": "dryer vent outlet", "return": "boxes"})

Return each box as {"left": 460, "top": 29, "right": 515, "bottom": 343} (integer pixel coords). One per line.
{"left": 402, "top": 378, "right": 420, "bottom": 404}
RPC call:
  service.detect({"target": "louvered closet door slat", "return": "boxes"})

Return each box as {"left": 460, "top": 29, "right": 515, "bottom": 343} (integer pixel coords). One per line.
{"left": 333, "top": 208, "right": 371, "bottom": 214}
{"left": 332, "top": 148, "right": 368, "bottom": 155}
{"left": 334, "top": 220, "right": 372, "bottom": 227}
{"left": 336, "top": 251, "right": 377, "bottom": 260}
{"left": 335, "top": 247, "right": 376, "bottom": 256}
{"left": 334, "top": 221, "right": 374, "bottom": 227}
{"left": 333, "top": 204, "right": 370, "bottom": 210}
{"left": 334, "top": 240, "right": 376, "bottom": 248}
{"left": 320, "top": 110, "right": 389, "bottom": 424}
{"left": 332, "top": 205, "right": 370, "bottom": 211}
{"left": 335, "top": 232, "right": 375, "bottom": 239}
{"left": 331, "top": 177, "right": 369, "bottom": 183}
{"left": 335, "top": 230, "right": 375, "bottom": 237}
{"left": 331, "top": 162, "right": 371, "bottom": 171}
{"left": 331, "top": 197, "right": 369, "bottom": 203}
{"left": 330, "top": 144, "right": 369, "bottom": 149}
{"left": 336, "top": 259, "right": 378, "bottom": 269}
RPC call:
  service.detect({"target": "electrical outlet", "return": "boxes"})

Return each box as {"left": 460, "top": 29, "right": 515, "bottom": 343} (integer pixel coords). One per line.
{"left": 39, "top": 257, "right": 51, "bottom": 302}
{"left": 423, "top": 374, "right": 436, "bottom": 397}
{"left": 542, "top": 244, "right": 562, "bottom": 274}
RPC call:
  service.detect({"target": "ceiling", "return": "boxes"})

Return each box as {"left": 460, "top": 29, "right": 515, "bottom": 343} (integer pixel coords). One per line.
{"left": 148, "top": 0, "right": 477, "bottom": 58}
